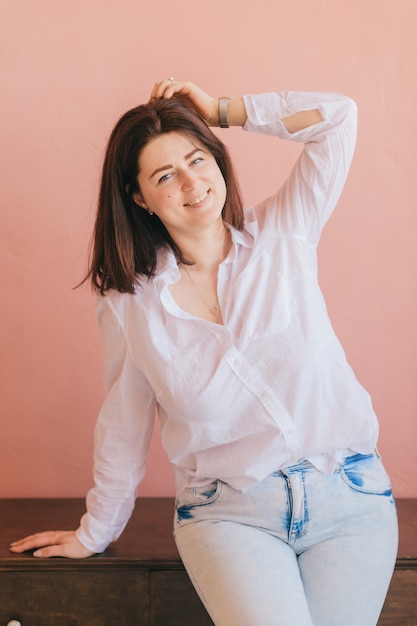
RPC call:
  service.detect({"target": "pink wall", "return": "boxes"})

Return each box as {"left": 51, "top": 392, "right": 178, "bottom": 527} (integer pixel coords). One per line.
{"left": 1, "top": 0, "right": 416, "bottom": 499}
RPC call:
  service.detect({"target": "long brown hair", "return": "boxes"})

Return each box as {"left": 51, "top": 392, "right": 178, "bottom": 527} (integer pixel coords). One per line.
{"left": 86, "top": 97, "right": 244, "bottom": 295}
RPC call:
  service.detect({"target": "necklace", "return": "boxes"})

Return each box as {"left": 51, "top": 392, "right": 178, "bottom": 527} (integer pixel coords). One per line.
{"left": 181, "top": 265, "right": 222, "bottom": 323}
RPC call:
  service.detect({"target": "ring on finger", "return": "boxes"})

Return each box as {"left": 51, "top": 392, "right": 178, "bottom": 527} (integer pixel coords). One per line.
{"left": 168, "top": 76, "right": 175, "bottom": 86}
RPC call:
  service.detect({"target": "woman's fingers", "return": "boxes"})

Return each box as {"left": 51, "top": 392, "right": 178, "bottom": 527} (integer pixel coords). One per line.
{"left": 150, "top": 78, "right": 191, "bottom": 100}
{"left": 10, "top": 530, "right": 94, "bottom": 559}
{"left": 10, "top": 530, "right": 59, "bottom": 552}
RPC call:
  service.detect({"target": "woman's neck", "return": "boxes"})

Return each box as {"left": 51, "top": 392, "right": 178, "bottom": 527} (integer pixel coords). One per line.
{"left": 175, "top": 222, "right": 231, "bottom": 271}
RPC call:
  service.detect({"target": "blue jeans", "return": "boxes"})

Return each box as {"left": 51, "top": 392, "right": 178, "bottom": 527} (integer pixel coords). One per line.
{"left": 173, "top": 453, "right": 398, "bottom": 626}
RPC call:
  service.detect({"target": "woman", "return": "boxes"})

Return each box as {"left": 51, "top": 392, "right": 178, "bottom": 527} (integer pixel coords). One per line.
{"left": 11, "top": 79, "right": 398, "bottom": 625}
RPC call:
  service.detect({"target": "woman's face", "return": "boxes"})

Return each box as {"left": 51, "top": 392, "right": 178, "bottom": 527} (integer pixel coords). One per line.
{"left": 135, "top": 132, "right": 227, "bottom": 238}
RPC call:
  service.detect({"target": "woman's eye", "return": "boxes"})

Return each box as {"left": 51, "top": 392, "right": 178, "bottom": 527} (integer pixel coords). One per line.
{"left": 158, "top": 172, "right": 172, "bottom": 183}
{"left": 192, "top": 157, "right": 203, "bottom": 165}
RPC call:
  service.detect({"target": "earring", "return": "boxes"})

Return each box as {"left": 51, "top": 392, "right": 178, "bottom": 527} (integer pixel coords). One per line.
{"left": 148, "top": 210, "right": 154, "bottom": 216}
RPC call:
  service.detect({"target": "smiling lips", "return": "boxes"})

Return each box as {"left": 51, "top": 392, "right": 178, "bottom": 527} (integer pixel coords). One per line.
{"left": 183, "top": 189, "right": 209, "bottom": 207}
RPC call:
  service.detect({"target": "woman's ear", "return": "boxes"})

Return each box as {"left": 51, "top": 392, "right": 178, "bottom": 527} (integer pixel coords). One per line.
{"left": 133, "top": 192, "right": 154, "bottom": 215}
{"left": 133, "top": 191, "right": 147, "bottom": 209}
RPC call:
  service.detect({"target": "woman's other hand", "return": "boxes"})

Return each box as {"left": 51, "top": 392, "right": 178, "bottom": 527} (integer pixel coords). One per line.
{"left": 150, "top": 78, "right": 247, "bottom": 128}
{"left": 9, "top": 530, "right": 95, "bottom": 559}
{"left": 150, "top": 79, "right": 219, "bottom": 126}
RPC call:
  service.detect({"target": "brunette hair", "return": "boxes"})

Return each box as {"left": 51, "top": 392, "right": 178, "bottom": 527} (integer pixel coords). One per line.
{"left": 86, "top": 97, "right": 244, "bottom": 294}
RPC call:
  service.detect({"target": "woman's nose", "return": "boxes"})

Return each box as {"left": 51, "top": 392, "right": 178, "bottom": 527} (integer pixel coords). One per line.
{"left": 180, "top": 169, "right": 197, "bottom": 190}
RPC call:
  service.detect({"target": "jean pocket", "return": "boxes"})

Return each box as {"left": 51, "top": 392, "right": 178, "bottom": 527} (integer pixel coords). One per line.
{"left": 340, "top": 453, "right": 393, "bottom": 496}
{"left": 175, "top": 480, "right": 223, "bottom": 523}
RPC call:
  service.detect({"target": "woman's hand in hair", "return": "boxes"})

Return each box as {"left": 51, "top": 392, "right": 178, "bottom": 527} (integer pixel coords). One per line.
{"left": 10, "top": 530, "right": 95, "bottom": 559}
{"left": 150, "top": 80, "right": 219, "bottom": 126}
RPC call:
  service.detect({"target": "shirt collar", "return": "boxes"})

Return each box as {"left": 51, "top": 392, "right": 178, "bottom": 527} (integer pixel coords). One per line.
{"left": 228, "top": 223, "right": 254, "bottom": 249}
{"left": 153, "top": 222, "right": 255, "bottom": 284}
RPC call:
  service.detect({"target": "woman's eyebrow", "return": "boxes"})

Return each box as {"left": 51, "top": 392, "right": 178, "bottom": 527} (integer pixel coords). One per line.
{"left": 149, "top": 148, "right": 203, "bottom": 180}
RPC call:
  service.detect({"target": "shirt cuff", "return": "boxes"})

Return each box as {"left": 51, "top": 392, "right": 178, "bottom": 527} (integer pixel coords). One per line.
{"left": 75, "top": 510, "right": 126, "bottom": 554}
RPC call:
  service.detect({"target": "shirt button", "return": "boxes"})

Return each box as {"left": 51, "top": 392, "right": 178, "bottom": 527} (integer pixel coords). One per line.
{"left": 234, "top": 358, "right": 241, "bottom": 367}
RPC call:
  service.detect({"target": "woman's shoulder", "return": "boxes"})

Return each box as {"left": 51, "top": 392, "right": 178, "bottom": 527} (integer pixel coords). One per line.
{"left": 97, "top": 248, "right": 177, "bottom": 311}
{"left": 95, "top": 281, "right": 146, "bottom": 319}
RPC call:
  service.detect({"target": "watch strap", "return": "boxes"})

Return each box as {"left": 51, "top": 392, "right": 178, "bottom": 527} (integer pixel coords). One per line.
{"left": 218, "top": 97, "right": 230, "bottom": 128}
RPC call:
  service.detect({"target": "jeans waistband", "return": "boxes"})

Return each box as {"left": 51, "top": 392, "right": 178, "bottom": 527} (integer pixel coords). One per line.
{"left": 273, "top": 450, "right": 378, "bottom": 476}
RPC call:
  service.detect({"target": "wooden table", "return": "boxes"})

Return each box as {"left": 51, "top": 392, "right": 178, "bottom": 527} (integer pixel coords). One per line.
{"left": 0, "top": 498, "right": 415, "bottom": 625}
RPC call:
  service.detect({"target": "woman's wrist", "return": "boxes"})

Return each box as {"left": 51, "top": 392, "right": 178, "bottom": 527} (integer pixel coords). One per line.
{"left": 217, "top": 97, "right": 247, "bottom": 128}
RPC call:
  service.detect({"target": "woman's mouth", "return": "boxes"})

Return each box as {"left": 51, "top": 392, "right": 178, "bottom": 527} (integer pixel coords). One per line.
{"left": 183, "top": 190, "right": 209, "bottom": 207}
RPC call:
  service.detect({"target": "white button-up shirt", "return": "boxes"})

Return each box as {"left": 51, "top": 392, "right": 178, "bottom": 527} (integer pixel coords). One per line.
{"left": 77, "top": 91, "right": 379, "bottom": 553}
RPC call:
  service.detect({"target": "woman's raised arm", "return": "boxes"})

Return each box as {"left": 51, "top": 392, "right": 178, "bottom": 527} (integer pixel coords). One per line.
{"left": 150, "top": 78, "right": 322, "bottom": 133}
